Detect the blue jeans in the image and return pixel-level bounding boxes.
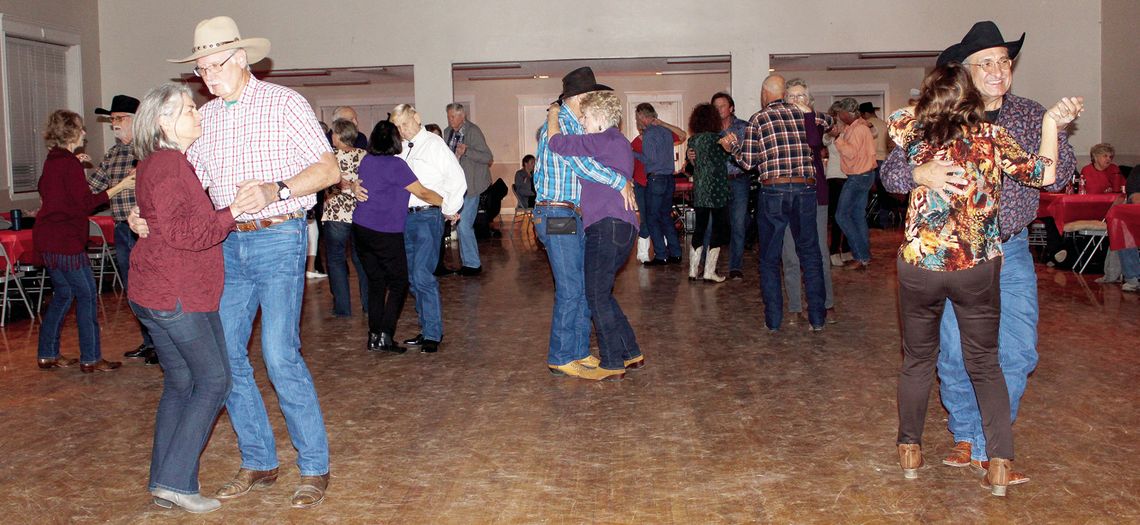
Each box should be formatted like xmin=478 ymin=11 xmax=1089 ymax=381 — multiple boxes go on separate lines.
xmin=756 ymin=184 xmax=826 ymax=329
xmin=835 ymin=171 xmax=874 ymax=262
xmin=584 ymin=218 xmax=641 ymax=370
xmin=728 ymin=177 xmax=753 ymax=272
xmin=323 ymin=220 xmax=368 ymax=316
xmin=782 ymin=204 xmax=834 ymax=311
xmin=937 ymin=230 xmax=1038 ymax=461
xmin=646 ymin=174 xmax=681 ymax=259
xmin=633 ymin=183 xmax=649 ymax=238
xmin=131 ymin=301 xmax=231 ymax=494
xmin=533 ymin=205 xmax=590 ymax=366
xmin=1119 ymin=247 xmax=1140 ymax=280
xmin=114 ymin=221 xmax=154 ymax=347
xmin=38 ymin=262 xmax=101 ymax=363
xmin=405 ymin=208 xmax=445 ymax=342
xmin=220 ymin=218 xmax=329 ymax=476
xmin=457 ymin=194 xmax=482 ymax=269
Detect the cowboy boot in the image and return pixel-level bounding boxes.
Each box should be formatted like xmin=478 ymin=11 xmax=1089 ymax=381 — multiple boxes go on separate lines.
xmin=980 ymin=458 xmax=1013 ymax=497
xmin=898 ymin=443 xmax=923 ymax=479
xmin=688 ymin=247 xmax=702 ymax=280
xmin=636 ymin=237 xmax=651 ymax=263
xmin=703 ymin=247 xmax=725 ymax=283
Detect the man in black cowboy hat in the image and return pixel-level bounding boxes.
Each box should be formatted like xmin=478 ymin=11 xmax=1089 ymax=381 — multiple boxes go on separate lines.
xmin=533 ymin=66 xmax=637 ymax=380
xmin=881 ymin=20 xmax=1080 ymax=484
xmin=89 ymin=95 xmax=156 ymax=365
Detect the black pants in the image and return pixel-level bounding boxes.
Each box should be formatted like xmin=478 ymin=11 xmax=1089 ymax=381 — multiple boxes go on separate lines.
xmin=353 ymin=225 xmax=409 ymax=337
xmin=691 ymin=206 xmax=730 ymax=250
xmin=895 ymin=257 xmax=1013 ymax=460
xmin=827 ymin=178 xmax=849 ymax=254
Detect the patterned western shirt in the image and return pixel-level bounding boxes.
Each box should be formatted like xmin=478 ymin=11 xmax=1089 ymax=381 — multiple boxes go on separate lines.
xmin=86 ymin=141 xmax=137 ymax=221
xmin=881 ymin=92 xmax=1075 ymax=237
xmin=730 ymin=100 xmax=833 ymax=182
xmin=721 ymin=116 xmax=751 ymax=179
xmin=186 ymin=76 xmax=331 ymax=220
xmin=534 ymin=104 xmax=627 ymax=205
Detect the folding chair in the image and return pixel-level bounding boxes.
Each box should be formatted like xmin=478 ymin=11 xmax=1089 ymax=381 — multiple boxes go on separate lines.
xmin=1064 ymin=219 xmax=1108 ymax=274
xmin=87 ymin=219 xmax=121 ymax=291
xmin=0 ymin=243 xmax=35 ymax=326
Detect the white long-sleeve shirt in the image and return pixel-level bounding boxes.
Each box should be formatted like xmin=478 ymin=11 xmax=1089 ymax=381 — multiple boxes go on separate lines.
xmin=399 ymin=127 xmax=467 ymax=215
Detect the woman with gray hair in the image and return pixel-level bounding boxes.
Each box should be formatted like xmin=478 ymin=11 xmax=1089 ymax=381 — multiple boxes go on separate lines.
xmin=129 ymin=82 xmax=257 ymax=513
xmin=322 ymin=119 xmax=369 ymax=317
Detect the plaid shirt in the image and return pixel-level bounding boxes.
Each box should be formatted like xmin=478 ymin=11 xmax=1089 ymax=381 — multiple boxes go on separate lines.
xmin=86 ymin=141 xmax=136 ymax=221
xmin=731 ymin=99 xmax=833 ymax=181
xmin=187 ymin=76 xmax=331 ymax=220
xmin=534 ymin=104 xmax=627 ymax=205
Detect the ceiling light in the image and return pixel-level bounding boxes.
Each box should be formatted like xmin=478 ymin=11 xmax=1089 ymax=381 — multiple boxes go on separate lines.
xmin=657 ymin=69 xmax=730 ymax=76
xmin=826 ymin=65 xmax=897 ymax=71
xmin=537 ymin=75 xmax=550 ymax=79
xmin=301 ymin=80 xmax=371 ymax=87
xmin=770 ymin=54 xmax=812 ymax=60
xmin=346 ymin=67 xmax=388 ymax=74
xmin=261 ymin=69 xmax=330 ymax=77
xmin=467 ymin=74 xmax=538 ymax=81
xmin=454 ymin=62 xmax=522 ymax=71
xmin=666 ymin=56 xmax=730 ymax=65
xmin=858 ymin=51 xmax=939 ymax=59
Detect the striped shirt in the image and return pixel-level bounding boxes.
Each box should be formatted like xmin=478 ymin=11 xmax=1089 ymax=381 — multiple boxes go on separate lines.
xmin=186 ymin=76 xmax=331 ymax=220
xmin=731 ymin=100 xmax=833 ymax=182
xmin=534 ymin=104 xmax=627 ymax=205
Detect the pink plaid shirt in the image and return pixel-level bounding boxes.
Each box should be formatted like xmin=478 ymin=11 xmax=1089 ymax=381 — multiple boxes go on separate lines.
xmin=187 ymin=76 xmax=331 ymax=220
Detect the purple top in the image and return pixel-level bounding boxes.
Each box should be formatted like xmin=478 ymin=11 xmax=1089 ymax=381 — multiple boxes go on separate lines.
xmin=353 ymin=155 xmax=418 ymax=233
xmin=548 ymin=127 xmax=638 ymax=228
xmin=803 ymin=111 xmax=828 ymax=206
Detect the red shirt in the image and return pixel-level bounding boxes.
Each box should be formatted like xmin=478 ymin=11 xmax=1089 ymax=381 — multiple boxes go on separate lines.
xmin=128 ymin=149 xmax=236 ymax=312
xmin=33 ymin=147 xmax=109 ymax=256
xmin=630 ymin=131 xmax=681 ymax=186
xmin=1080 ymin=163 xmax=1125 ymax=194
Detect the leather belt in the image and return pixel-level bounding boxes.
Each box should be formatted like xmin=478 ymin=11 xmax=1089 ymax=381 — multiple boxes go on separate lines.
xmin=762 ymin=177 xmax=816 ymax=186
xmin=535 ymin=200 xmax=582 ymax=214
xmin=233 ymin=210 xmax=305 ymax=232
xmin=408 ymin=205 xmax=440 ymax=213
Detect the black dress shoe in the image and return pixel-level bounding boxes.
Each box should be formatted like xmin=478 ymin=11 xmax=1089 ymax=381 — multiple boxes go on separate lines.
xmin=403 ymin=334 xmax=425 ymax=346
xmin=377 ymin=333 xmax=406 ymax=354
xmin=729 ymin=270 xmax=745 ymax=280
xmin=433 ymin=266 xmax=456 ymax=277
xmin=643 ymin=259 xmax=668 ymax=267
xmin=367 ymin=332 xmax=382 ymax=351
xmin=144 ymin=348 xmax=160 ymax=366
xmin=124 ymin=343 xmax=153 ymax=359
xmin=457 ymin=266 xmax=483 ymax=276
xmin=420 ymin=339 xmax=440 ymax=353
xmin=666 ymin=256 xmax=683 ymax=265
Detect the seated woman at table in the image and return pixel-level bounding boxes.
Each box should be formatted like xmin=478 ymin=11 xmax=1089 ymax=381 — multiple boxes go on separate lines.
xmin=128 ymin=83 xmax=259 ymax=513
xmin=1080 ymin=143 xmax=1125 ymax=194
xmin=888 ymin=63 xmax=1079 ymax=496
xmin=35 ymin=110 xmax=135 ymax=372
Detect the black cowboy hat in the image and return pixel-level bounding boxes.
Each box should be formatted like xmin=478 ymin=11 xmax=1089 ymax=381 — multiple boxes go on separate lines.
xmin=558 ymin=66 xmax=612 ymax=102
xmin=95 ymin=95 xmax=140 ymax=115
xmin=937 ymin=21 xmax=1024 ymax=67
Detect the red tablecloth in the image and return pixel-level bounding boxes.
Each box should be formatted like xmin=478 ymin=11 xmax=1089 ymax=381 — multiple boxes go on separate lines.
xmin=1107 ymin=204 xmax=1140 ymax=251
xmin=89 ymin=215 xmax=116 ymax=245
xmin=0 ymin=229 xmax=36 ymax=269
xmin=1036 ymin=193 xmax=1119 ymax=233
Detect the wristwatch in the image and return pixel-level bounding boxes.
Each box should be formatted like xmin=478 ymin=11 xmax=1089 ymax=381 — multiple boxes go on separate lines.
xmin=276 ymin=181 xmax=291 ymax=201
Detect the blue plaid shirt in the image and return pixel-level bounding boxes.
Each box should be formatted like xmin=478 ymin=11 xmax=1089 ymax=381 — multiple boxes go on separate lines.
xmin=534 ymin=105 xmax=627 ymax=205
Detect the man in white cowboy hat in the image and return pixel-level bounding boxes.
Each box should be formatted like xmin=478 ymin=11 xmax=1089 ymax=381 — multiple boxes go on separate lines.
xmin=163 ymin=15 xmax=339 ymax=508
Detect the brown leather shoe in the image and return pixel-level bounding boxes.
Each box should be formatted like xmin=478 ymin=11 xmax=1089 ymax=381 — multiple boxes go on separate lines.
xmin=971 ymin=459 xmax=1029 ymax=485
xmin=79 ymin=359 xmax=122 ymax=373
xmin=980 ymin=458 xmax=1013 ymax=496
xmin=943 ymin=441 xmax=972 ymax=467
xmin=898 ymin=443 xmax=923 ymax=479
xmin=214 ymin=467 xmax=279 ymax=499
xmin=842 ymin=260 xmax=869 ymax=271
xmin=624 ymin=355 xmax=646 ymax=370
xmin=38 ymin=356 xmax=79 ymax=369
xmin=291 ymin=473 xmax=329 ymax=508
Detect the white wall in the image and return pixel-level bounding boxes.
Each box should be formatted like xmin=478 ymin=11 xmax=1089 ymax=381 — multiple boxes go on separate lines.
xmin=1101 ymin=0 xmax=1140 ymax=165
xmin=96 ymin=0 xmax=1105 ymax=159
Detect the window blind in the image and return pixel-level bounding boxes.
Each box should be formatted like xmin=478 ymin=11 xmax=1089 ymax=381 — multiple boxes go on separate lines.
xmin=6 ymin=36 xmax=68 ymax=194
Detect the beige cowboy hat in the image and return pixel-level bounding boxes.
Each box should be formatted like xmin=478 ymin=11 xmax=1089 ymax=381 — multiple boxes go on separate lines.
xmin=167 ymin=16 xmax=270 ymax=64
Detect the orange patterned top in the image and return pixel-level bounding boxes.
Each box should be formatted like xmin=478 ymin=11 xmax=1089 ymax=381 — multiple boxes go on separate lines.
xmin=888 ymin=109 xmax=1052 ymax=271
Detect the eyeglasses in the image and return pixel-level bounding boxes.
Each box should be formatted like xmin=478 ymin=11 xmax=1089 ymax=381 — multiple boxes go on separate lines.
xmin=963 ymin=57 xmax=1013 ymax=73
xmin=193 ymin=51 xmax=238 ymax=77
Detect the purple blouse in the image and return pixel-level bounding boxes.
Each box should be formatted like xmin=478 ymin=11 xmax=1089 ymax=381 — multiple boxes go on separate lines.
xmin=353 ymin=155 xmax=418 ymax=233
xmin=548 ymin=128 xmax=638 ymax=228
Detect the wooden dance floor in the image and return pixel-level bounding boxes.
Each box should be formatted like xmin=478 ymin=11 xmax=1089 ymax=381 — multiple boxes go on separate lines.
xmin=1 ymin=228 xmax=1137 ymax=523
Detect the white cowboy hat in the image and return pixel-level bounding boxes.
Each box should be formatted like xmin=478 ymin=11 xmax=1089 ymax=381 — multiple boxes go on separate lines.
xmin=167 ymin=16 xmax=270 ymax=64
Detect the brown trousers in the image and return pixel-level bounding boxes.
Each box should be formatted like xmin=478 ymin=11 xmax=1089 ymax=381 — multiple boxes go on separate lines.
xmin=895 ymin=257 xmax=1014 ymax=460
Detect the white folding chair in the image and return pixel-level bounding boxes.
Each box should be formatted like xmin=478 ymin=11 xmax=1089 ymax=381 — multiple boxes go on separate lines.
xmin=87 ymin=219 xmax=121 ymax=291
xmin=0 ymin=243 xmax=35 ymax=326
xmin=1064 ymin=219 xmax=1108 ymax=274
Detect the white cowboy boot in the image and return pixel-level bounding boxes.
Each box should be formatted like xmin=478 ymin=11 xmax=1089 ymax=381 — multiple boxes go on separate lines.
xmin=636 ymin=237 xmax=650 ymax=263
xmin=703 ymin=247 xmax=726 ymax=282
xmin=689 ymin=247 xmax=702 ymax=280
